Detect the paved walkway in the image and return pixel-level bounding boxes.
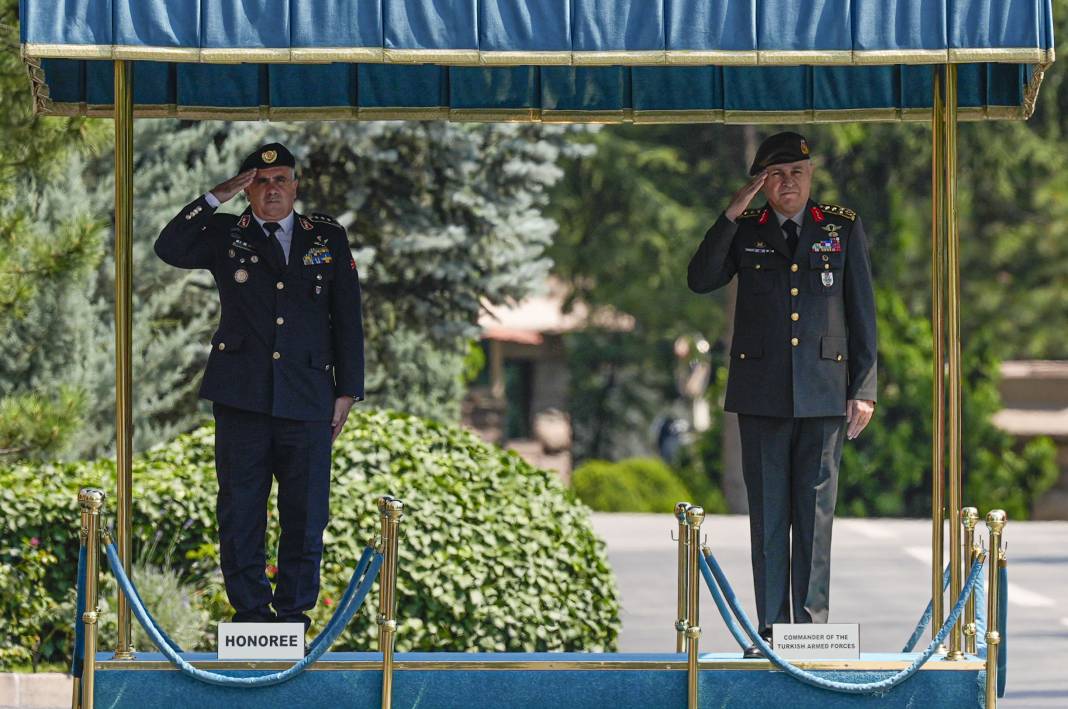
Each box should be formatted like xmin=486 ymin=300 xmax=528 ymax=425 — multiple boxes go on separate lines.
xmin=591 ymin=513 xmax=1068 ymax=709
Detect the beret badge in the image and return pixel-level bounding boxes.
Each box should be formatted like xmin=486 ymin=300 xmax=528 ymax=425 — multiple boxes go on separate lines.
xmin=261 ymin=149 xmax=278 ymax=164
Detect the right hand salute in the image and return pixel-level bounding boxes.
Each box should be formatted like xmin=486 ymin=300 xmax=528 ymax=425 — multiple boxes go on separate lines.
xmin=725 ymin=171 xmax=767 ymax=222
xmin=210 ymin=169 xmax=256 ymax=203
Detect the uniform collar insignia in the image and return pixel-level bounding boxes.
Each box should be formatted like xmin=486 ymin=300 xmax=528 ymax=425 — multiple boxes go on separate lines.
xmin=299 ymin=216 xmax=314 ymax=231
xmin=237 ymin=213 xmax=250 ymax=229
xmin=810 ymin=205 xmax=825 ymax=223
xmin=758 ymin=208 xmax=770 ymax=225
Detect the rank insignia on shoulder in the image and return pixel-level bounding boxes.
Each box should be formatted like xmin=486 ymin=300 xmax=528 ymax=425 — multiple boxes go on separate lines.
xmin=738 ymin=208 xmax=763 ymax=220
xmin=299 ymin=217 xmax=314 ymax=231
xmin=311 ymin=213 xmax=341 ymax=227
xmin=238 ymin=214 xmax=251 ymax=229
xmin=818 ymin=203 xmax=857 ymax=221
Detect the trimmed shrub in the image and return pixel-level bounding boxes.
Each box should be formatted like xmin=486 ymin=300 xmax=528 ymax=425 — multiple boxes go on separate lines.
xmin=0 ymin=409 xmax=620 ymax=667
xmin=571 ymin=458 xmax=693 ymax=513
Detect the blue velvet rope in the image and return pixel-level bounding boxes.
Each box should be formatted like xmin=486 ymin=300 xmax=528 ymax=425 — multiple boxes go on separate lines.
xmin=71 ymin=544 xmax=86 ymax=679
xmin=998 ymin=562 xmax=1008 ymax=698
xmin=700 ymin=550 xmax=986 ymax=695
xmin=104 ymin=541 xmax=382 ymax=688
xmin=306 ymin=546 xmax=373 ymax=656
xmin=901 ymin=563 xmax=951 ymax=653
xmin=695 ymin=549 xmax=753 ymax=651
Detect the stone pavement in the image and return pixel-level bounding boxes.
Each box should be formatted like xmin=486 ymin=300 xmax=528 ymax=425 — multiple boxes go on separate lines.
xmin=591 ymin=512 xmax=1068 ymax=709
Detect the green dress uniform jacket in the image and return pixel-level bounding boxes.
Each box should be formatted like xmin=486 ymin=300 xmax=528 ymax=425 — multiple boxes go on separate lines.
xmin=687 ymin=200 xmax=877 ymax=416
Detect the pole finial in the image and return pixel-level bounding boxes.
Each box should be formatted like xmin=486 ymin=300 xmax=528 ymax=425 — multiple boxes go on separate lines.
xmin=78 ymin=488 xmax=106 ymax=511
xmin=985 ymin=509 xmax=1007 ymax=533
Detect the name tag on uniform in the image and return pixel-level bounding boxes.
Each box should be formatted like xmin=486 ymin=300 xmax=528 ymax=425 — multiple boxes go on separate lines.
xmin=218 ymin=623 xmax=304 ymax=660
xmin=744 ymin=247 xmax=775 ymax=254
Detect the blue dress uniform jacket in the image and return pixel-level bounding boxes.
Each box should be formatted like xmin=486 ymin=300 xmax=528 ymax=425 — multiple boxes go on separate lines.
xmin=687 ymin=200 xmax=877 ymax=417
xmin=155 ymin=196 xmax=365 ymax=422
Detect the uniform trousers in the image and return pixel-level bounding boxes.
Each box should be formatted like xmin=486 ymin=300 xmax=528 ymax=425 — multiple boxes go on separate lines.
xmin=737 ymin=414 xmax=846 ymax=634
xmin=213 ymin=402 xmax=332 ymax=625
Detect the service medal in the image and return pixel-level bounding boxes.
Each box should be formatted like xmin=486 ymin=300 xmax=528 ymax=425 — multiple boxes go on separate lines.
xmin=822 ymin=272 xmax=834 ymax=287
xmin=234 ymin=269 xmax=249 ymax=284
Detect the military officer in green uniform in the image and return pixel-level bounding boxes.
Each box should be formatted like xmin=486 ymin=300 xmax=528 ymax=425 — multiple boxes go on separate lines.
xmin=155 ymin=143 xmax=364 ymax=630
xmin=687 ymin=132 xmax=877 ymax=658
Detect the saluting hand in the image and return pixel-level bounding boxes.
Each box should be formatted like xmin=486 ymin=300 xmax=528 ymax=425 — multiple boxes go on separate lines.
xmin=210 ymin=169 xmax=257 ymax=203
xmin=725 ymin=171 xmax=768 ymax=222
xmin=846 ymin=399 xmax=875 ymax=440
xmin=331 ymin=396 xmax=356 ymax=444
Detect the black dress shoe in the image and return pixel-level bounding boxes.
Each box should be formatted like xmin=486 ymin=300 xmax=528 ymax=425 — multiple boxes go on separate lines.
xmin=743 ymin=644 xmax=764 ymax=659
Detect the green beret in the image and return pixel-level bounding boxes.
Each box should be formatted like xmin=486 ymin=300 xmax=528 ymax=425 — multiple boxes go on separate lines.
xmin=749 ymin=132 xmax=811 ymax=176
xmin=240 ymin=142 xmax=296 ymax=173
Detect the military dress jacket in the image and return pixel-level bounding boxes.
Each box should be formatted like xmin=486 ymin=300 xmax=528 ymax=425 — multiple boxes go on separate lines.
xmin=687 ymin=200 xmax=877 ymax=418
xmin=155 ymin=196 xmax=365 ymax=422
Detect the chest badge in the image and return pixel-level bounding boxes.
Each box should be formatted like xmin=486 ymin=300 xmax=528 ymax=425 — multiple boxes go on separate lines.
xmin=234 ymin=269 xmax=249 ymax=284
xmin=821 ymin=272 xmax=834 ymax=287
xmin=302 ymin=246 xmax=333 ymax=266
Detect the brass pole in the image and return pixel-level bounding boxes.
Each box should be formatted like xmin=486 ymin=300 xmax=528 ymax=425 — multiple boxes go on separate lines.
xmin=112 ymin=59 xmax=135 ymax=661
xmin=961 ymin=507 xmax=980 ymax=654
xmin=378 ymin=496 xmax=404 ymax=709
xmin=78 ymin=489 xmax=105 ymax=709
xmin=685 ymin=506 xmax=704 ymax=709
xmin=674 ymin=502 xmax=691 ymax=653
xmin=930 ymin=66 xmax=948 ymax=646
xmin=985 ymin=510 xmax=1006 ymax=708
xmin=944 ymin=62 xmax=965 ymax=662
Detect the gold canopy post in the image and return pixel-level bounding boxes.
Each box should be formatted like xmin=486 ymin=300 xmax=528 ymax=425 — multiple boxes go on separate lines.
xmin=944 ymin=62 xmax=965 ymax=661
xmin=930 ymin=67 xmax=948 ymax=646
xmin=112 ymin=60 xmax=135 ymax=660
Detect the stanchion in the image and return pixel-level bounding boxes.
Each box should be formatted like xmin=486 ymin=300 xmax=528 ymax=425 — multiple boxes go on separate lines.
xmin=961 ymin=507 xmax=980 ymax=654
xmin=685 ymin=506 xmax=704 ymax=709
xmin=77 ymin=489 xmax=105 ymax=709
xmin=674 ymin=502 xmax=691 ymax=653
xmin=985 ymin=510 xmax=1006 ymax=708
xmin=377 ymin=496 xmax=404 ymax=709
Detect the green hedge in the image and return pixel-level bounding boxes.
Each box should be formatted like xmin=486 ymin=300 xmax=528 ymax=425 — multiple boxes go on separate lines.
xmin=571 ymin=457 xmax=694 ymax=513
xmin=0 ymin=409 xmax=620 ymax=668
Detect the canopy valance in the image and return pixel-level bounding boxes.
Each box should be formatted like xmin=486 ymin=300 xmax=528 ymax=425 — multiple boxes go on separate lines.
xmin=19 ymin=0 xmax=1055 ymax=122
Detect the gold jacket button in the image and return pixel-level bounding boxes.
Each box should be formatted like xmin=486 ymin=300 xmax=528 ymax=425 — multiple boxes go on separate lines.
xmin=272 ymin=352 xmax=281 ymax=360
xmin=824 ymin=263 xmax=831 ymax=270
xmin=836 ymin=354 xmax=844 ymax=362
xmin=217 ymin=343 xmax=225 ymax=351
xmin=739 ymin=353 xmax=747 ymax=360
xmin=791 ymin=313 xmax=799 ymax=321
xmin=276 ymin=281 xmax=284 ymax=290
xmin=790 ymin=287 xmax=799 ymax=296
xmin=276 ymin=317 xmax=284 ymax=325
xmin=791 ymin=337 xmax=799 ymax=347
xmin=790 ymin=264 xmax=799 ymax=273
xmin=754 ymin=264 xmax=761 ymax=270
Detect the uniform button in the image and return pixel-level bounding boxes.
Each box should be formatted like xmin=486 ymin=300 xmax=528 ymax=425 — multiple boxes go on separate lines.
xmin=824 ymin=264 xmax=831 ymax=270
xmin=822 ymin=254 xmax=829 ymax=262
xmin=272 ymin=352 xmax=281 ymax=360
xmin=836 ymin=354 xmax=844 ymax=362
xmin=791 ymin=313 xmax=799 ymax=321
xmin=276 ymin=281 xmax=284 ymax=290
xmin=791 ymin=337 xmax=799 ymax=347
xmin=790 ymin=287 xmax=799 ymax=296
xmin=217 ymin=343 xmax=226 ymax=351
xmin=276 ymin=317 xmax=285 ymax=326
xmin=754 ymin=264 xmax=761 ymax=270
xmin=791 ymin=264 xmax=799 ymax=273
xmin=739 ymin=353 xmax=747 ymax=360
xmin=316 ymin=273 xmax=323 ymax=281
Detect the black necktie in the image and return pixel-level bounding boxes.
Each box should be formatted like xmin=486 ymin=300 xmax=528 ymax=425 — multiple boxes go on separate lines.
xmin=782 ymin=219 xmax=799 ymax=256
xmin=263 ymin=221 xmax=285 ymax=265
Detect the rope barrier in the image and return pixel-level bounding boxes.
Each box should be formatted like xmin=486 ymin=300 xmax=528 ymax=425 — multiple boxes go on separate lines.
xmin=695 ymin=548 xmax=754 ymax=651
xmin=71 ymin=544 xmax=86 ymax=679
xmin=998 ymin=562 xmax=1008 ymax=698
xmin=103 ymin=541 xmax=382 ymax=688
xmin=700 ymin=549 xmax=986 ymax=695
xmin=901 ymin=563 xmax=951 ymax=653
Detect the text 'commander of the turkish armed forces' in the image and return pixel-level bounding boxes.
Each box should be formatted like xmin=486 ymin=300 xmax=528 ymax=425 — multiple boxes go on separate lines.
xmin=687 ymin=132 xmax=877 ymax=658
xmin=155 ymin=143 xmax=365 ymax=630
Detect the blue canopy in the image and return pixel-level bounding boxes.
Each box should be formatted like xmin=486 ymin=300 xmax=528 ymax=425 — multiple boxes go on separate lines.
xmin=20 ymin=0 xmax=1055 ymax=122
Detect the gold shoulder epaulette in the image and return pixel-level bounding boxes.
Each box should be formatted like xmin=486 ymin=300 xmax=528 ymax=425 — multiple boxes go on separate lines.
xmin=738 ymin=208 xmax=763 ymax=220
xmin=818 ymin=203 xmax=857 ymax=222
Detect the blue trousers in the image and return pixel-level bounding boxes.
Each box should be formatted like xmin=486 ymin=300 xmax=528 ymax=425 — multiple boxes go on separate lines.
xmin=213 ymin=403 xmax=332 ymax=625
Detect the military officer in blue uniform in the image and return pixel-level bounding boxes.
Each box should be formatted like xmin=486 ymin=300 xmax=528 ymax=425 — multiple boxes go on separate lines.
xmin=155 ymin=143 xmax=364 ymax=629
xmin=687 ymin=132 xmax=877 ymax=658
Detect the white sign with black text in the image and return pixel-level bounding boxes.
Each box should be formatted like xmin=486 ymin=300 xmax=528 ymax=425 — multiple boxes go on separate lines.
xmin=773 ymin=623 xmax=860 ymax=660
xmin=218 ymin=623 xmax=305 ymax=660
